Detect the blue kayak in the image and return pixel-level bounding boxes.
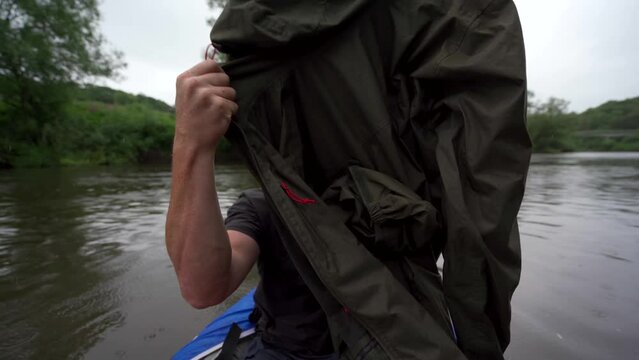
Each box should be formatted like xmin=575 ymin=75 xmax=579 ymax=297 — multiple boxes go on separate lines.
xmin=173 ymin=289 xmax=257 ymax=360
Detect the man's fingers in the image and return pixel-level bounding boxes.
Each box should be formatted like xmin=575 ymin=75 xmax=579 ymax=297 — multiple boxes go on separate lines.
xmin=186 ymin=59 xmax=222 ymax=77
xmin=212 ymin=95 xmax=239 ymax=117
xmin=197 ymin=72 xmax=231 ymax=88
xmin=208 ymin=86 xmax=236 ymax=101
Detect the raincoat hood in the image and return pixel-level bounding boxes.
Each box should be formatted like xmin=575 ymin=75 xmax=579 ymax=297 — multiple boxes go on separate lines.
xmin=211 ymin=0 xmax=371 ymax=52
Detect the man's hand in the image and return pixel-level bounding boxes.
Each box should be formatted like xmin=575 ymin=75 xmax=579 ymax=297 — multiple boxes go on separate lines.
xmin=174 ymin=59 xmax=238 ymax=153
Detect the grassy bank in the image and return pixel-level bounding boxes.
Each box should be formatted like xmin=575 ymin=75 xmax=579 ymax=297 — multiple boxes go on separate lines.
xmin=58 ymin=87 xmax=176 ymax=166
xmin=528 ymin=97 xmax=639 ymax=153
xmin=0 ymin=86 xmax=238 ymax=168
xmin=0 ymin=86 xmax=178 ymax=167
xmin=2 ymin=85 xmax=638 ymax=168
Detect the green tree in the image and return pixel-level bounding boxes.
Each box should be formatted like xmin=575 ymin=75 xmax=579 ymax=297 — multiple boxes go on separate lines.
xmin=0 ymin=0 xmax=124 ymax=167
xmin=527 ymin=114 xmax=575 ymax=153
xmin=526 ymin=90 xmax=538 ymax=115
xmin=534 ymin=96 xmax=570 ymax=117
xmin=527 ymin=95 xmax=575 ymax=153
xmin=577 ymin=97 xmax=639 ymax=130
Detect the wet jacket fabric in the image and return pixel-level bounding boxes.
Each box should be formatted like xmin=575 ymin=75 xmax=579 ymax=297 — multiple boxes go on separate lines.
xmin=210 ymin=1 xmax=531 ymax=359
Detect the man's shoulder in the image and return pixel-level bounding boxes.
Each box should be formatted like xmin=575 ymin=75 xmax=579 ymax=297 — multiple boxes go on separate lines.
xmin=226 ymin=189 xmax=270 ymax=242
xmin=240 ymin=188 xmax=265 ymax=202
xmin=236 ymin=188 xmax=269 ymax=216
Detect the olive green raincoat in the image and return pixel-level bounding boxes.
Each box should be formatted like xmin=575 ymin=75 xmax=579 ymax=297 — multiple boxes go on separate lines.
xmin=211 ymin=1 xmax=531 ymax=359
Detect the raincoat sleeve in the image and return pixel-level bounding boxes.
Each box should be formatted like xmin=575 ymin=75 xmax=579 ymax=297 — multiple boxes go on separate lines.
xmin=403 ymin=0 xmax=531 ymax=357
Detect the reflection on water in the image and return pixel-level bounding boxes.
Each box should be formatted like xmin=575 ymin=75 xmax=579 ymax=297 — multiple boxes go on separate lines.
xmin=507 ymin=153 xmax=639 ymax=360
xmin=0 ymin=165 xmax=257 ymax=359
xmin=0 ymin=168 xmax=126 ymax=360
xmin=0 ymin=154 xmax=637 ymax=359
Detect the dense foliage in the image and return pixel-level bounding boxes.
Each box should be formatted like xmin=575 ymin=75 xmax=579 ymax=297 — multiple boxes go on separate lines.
xmin=59 ymin=86 xmax=177 ymax=166
xmin=527 ymin=95 xmax=639 ymax=153
xmin=0 ymin=84 xmax=242 ymax=167
xmin=1 ymin=86 xmax=175 ymax=167
xmin=0 ymin=0 xmax=124 ymax=167
xmin=576 ymin=97 xmax=639 ymax=131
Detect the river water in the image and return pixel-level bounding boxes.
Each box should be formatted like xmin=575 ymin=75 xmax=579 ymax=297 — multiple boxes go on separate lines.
xmin=0 ymin=153 xmax=637 ymax=359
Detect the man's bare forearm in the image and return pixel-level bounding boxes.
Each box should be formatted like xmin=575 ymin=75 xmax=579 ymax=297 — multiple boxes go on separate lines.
xmin=165 ymin=59 xmax=238 ymax=309
xmin=166 ymin=139 xmax=230 ymax=308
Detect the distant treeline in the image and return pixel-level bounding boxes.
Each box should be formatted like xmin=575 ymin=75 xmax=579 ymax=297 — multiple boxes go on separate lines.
xmin=1 ymin=85 xmax=638 ymax=168
xmin=1 ymin=85 xmax=169 ymax=167
xmin=1 ymin=0 xmax=126 ymax=168
xmin=2 ymin=0 xmax=636 ymax=168
xmin=0 ymin=1 xmax=238 ymax=168
xmin=528 ymin=95 xmax=639 ymax=153
xmin=0 ymin=85 xmax=236 ymax=168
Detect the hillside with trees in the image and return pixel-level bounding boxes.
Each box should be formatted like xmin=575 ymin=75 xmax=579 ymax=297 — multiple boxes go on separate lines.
xmin=49 ymin=85 xmax=176 ymax=166
xmin=527 ymin=94 xmax=639 ymax=153
xmin=0 ymin=83 xmax=177 ymax=167
xmin=0 ymin=0 xmax=124 ymax=167
xmin=0 ymin=83 xmax=237 ymax=168
xmin=1 ymin=0 xmax=636 ymax=167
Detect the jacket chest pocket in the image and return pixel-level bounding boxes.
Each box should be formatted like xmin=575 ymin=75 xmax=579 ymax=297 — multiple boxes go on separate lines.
xmin=323 ymin=165 xmax=440 ymax=255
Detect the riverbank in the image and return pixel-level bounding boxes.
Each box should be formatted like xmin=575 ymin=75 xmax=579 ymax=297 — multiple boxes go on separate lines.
xmin=528 ymin=96 xmax=639 ymax=153
xmin=2 ymin=86 xmax=638 ymax=168
xmin=0 ymin=86 xmax=238 ymax=169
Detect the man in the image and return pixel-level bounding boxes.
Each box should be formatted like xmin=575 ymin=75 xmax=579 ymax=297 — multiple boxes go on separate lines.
xmin=168 ymin=0 xmax=530 ymax=358
xmin=165 ymin=59 xmax=336 ymax=359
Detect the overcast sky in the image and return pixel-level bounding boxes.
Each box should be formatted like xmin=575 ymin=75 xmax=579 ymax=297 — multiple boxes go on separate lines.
xmin=100 ymin=0 xmax=639 ymax=113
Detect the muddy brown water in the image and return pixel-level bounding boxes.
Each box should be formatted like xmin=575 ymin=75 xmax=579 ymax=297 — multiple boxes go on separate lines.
xmin=0 ymin=153 xmax=637 ymax=359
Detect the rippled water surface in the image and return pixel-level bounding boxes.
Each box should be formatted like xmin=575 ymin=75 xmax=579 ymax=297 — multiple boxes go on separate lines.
xmin=0 ymin=153 xmax=637 ymax=359
xmin=0 ymin=165 xmax=258 ymax=359
xmin=507 ymin=153 xmax=639 ymax=359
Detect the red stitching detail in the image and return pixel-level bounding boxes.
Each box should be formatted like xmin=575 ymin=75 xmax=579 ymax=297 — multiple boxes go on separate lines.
xmin=281 ymin=182 xmax=317 ymax=205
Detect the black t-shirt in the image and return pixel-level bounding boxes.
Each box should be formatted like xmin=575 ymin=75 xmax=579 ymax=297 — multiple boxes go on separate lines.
xmin=224 ymin=189 xmax=334 ymax=356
